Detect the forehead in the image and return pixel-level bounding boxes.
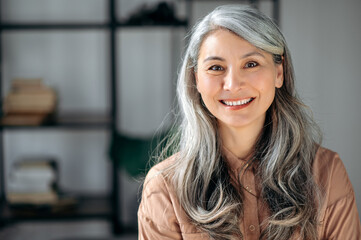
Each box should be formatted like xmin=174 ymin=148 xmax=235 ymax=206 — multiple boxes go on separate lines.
xmin=198 ymin=29 xmax=261 ymax=59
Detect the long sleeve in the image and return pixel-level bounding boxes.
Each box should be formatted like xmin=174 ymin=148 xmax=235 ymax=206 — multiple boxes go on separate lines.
xmin=322 ymin=190 xmax=361 ymax=239
xmin=314 ymin=148 xmax=361 ymax=239
xmin=138 ymin=214 xmax=183 ymax=240
xmin=138 ymin=166 xmax=183 ymax=240
xmin=137 ymin=158 xmax=210 ymax=240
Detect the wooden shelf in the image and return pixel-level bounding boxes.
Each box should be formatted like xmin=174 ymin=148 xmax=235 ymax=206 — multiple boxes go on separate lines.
xmin=0 ymin=195 xmax=112 ymax=222
xmin=0 ymin=113 xmax=112 ymax=130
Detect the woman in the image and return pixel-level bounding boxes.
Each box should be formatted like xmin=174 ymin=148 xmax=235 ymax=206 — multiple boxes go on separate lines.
xmin=138 ymin=5 xmax=361 ymax=240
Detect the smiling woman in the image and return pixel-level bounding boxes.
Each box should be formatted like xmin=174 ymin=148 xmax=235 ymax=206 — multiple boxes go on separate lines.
xmin=138 ymin=5 xmax=361 ymax=240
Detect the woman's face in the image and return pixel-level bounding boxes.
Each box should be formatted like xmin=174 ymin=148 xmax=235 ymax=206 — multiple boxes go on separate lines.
xmin=195 ymin=29 xmax=283 ymax=131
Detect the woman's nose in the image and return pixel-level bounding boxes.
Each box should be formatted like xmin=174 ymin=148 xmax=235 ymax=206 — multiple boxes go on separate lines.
xmin=223 ymin=68 xmax=245 ymax=91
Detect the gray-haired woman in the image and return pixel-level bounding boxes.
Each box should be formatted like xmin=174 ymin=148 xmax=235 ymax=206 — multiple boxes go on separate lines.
xmin=138 ymin=5 xmax=361 ymax=240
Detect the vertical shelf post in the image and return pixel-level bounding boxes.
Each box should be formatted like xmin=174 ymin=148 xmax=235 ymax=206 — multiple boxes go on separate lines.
xmin=273 ymin=0 xmax=280 ymax=27
xmin=0 ymin=0 xmax=6 ymax=210
xmin=109 ymin=0 xmax=122 ymax=235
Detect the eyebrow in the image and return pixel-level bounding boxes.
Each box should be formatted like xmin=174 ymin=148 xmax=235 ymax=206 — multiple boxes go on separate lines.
xmin=203 ymin=56 xmax=225 ymax=63
xmin=202 ymin=51 xmax=266 ymax=63
xmin=241 ymin=51 xmax=266 ymax=59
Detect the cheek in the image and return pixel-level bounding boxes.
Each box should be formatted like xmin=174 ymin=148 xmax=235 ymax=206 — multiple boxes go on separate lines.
xmin=196 ymin=73 xmax=221 ymax=96
xmin=249 ymin=71 xmax=277 ymax=93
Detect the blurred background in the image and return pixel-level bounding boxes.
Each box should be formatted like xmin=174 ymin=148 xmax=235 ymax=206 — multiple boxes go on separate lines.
xmin=0 ymin=0 xmax=360 ymax=239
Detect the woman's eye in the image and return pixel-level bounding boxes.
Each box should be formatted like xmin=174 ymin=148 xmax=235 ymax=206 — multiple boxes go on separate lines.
xmin=208 ymin=65 xmax=224 ymax=71
xmin=245 ymin=61 xmax=258 ymax=68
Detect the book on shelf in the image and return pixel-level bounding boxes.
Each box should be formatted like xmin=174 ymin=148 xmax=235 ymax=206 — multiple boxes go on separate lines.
xmin=1 ymin=78 xmax=57 ymax=126
xmin=11 ymin=160 xmax=56 ymax=180
xmin=3 ymin=91 xmax=56 ymax=113
xmin=6 ymin=157 xmax=59 ymax=205
xmin=7 ymin=191 xmax=59 ymax=205
xmin=12 ymin=78 xmax=53 ymax=94
xmin=11 ymin=78 xmax=43 ymax=90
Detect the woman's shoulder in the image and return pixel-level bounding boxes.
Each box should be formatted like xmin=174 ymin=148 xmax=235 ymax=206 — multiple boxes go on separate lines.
xmin=139 ymin=154 xmax=203 ymax=235
xmin=144 ymin=154 xmax=177 ymax=179
xmin=313 ymin=146 xmax=340 ymax=172
xmin=142 ymin=154 xmax=178 ymax=197
xmin=313 ymin=146 xmax=346 ymax=177
xmin=313 ymin=146 xmax=354 ymax=206
xmin=138 ymin=154 xmax=184 ymax=234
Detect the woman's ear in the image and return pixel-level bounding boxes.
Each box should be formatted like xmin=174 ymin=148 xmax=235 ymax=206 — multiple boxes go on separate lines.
xmin=275 ymin=63 xmax=284 ymax=88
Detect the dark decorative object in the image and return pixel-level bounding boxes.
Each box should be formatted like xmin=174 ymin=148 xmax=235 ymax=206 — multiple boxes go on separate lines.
xmin=124 ymin=1 xmax=186 ymax=26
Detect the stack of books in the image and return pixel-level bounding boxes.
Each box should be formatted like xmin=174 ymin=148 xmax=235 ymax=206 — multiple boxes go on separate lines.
xmin=1 ymin=78 xmax=57 ymax=126
xmin=7 ymin=158 xmax=59 ymax=206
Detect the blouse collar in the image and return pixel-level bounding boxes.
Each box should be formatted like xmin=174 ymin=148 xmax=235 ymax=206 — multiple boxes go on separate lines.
xmin=222 ymin=146 xmax=255 ymax=173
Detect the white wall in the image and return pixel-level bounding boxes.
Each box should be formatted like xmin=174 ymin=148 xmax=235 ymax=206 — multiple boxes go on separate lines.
xmin=281 ymin=0 xmax=361 ymax=216
xmin=117 ymin=28 xmax=184 ymax=137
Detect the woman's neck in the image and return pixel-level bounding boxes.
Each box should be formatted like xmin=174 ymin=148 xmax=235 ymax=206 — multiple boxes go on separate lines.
xmin=218 ymin=119 xmax=265 ymax=159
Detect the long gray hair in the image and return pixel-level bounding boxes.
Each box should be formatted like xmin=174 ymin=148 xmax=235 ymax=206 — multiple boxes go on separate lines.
xmin=159 ymin=5 xmax=322 ymax=240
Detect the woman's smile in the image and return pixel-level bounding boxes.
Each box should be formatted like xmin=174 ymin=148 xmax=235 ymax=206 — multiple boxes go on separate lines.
xmin=220 ymin=97 xmax=255 ymax=110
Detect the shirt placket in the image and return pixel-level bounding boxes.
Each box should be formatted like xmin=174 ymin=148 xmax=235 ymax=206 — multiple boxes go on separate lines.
xmin=240 ymin=168 xmax=260 ymax=240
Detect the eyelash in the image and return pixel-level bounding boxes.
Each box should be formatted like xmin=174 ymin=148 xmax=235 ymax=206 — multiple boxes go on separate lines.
xmin=208 ymin=65 xmax=224 ymax=71
xmin=207 ymin=61 xmax=259 ymax=71
xmin=245 ymin=61 xmax=258 ymax=68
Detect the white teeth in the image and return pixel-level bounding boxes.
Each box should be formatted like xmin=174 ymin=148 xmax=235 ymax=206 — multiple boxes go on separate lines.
xmin=223 ymin=98 xmax=252 ymax=106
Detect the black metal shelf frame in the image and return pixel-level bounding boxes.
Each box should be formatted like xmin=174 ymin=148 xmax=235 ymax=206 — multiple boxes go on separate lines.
xmin=0 ymin=22 xmax=189 ymax=31
xmin=0 ymin=0 xmax=191 ymax=235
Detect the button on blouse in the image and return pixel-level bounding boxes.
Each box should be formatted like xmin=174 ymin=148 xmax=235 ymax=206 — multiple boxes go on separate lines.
xmin=222 ymin=147 xmax=263 ymax=240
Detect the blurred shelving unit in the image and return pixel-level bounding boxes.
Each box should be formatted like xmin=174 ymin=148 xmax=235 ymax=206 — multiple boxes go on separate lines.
xmin=0 ymin=0 xmax=191 ymax=235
